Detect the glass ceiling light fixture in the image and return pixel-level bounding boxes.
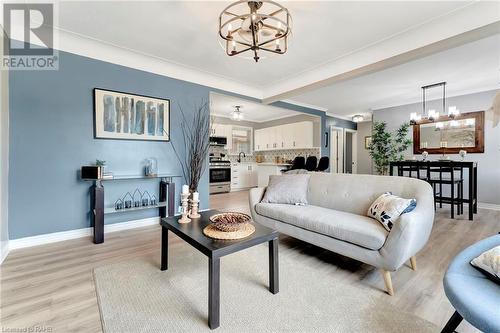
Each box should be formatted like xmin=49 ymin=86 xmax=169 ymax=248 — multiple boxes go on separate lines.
xmin=410 ymin=82 xmax=460 ymax=125
xmin=218 ymin=1 xmax=292 ymax=62
xmin=352 ymin=115 xmax=364 ymax=123
xmin=232 ymin=105 xmax=243 ymax=121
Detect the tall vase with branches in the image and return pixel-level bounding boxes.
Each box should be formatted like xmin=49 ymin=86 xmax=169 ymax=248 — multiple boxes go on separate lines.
xmin=169 ymin=99 xmax=212 ymax=193
xmin=368 ymin=121 xmax=412 ymax=175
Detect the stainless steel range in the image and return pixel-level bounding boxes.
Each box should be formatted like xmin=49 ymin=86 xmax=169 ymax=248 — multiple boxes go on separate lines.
xmin=209 ymin=158 xmax=231 ymax=194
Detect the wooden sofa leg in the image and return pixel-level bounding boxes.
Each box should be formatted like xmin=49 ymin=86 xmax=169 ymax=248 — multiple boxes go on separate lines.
xmin=381 ymin=270 xmax=394 ymax=296
xmin=410 ymin=256 xmax=417 ymax=271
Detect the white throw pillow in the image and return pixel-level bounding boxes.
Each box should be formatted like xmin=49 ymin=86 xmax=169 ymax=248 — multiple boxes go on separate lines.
xmin=261 ymin=174 xmax=310 ymax=205
xmin=470 ymin=245 xmax=500 ymax=283
xmin=367 ymin=192 xmax=417 ymax=231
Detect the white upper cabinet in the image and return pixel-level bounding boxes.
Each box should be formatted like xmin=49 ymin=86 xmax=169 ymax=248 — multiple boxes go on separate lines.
xmin=254 ymin=121 xmax=314 ymax=151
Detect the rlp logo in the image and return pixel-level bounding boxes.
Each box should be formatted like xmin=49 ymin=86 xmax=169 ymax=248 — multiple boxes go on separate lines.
xmin=3 ymin=3 xmax=54 ymax=56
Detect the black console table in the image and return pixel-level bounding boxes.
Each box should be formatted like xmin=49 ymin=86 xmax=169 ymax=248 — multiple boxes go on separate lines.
xmin=85 ymin=174 xmax=181 ymax=244
xmin=389 ymin=161 xmax=477 ymax=221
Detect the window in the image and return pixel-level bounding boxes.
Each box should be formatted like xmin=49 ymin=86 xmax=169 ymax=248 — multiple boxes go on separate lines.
xmin=231 ymin=126 xmax=253 ymax=155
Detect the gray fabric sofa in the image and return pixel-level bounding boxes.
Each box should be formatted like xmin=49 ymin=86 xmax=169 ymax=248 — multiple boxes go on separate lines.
xmin=249 ymin=172 xmax=435 ymax=295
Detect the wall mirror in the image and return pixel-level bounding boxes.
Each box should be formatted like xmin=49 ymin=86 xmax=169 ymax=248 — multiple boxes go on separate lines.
xmin=413 ymin=111 xmax=484 ymax=154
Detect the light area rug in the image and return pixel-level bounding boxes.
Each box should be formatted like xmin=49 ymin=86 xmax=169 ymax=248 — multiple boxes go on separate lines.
xmin=93 ymin=242 xmax=438 ymax=333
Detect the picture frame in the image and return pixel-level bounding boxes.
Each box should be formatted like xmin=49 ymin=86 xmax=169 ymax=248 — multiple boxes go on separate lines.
xmin=364 ymin=136 xmax=372 ymax=149
xmin=93 ymin=88 xmax=170 ymax=141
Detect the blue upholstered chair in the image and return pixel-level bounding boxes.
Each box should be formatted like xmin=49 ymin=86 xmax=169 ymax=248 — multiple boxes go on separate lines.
xmin=442 ymin=234 xmax=500 ymax=333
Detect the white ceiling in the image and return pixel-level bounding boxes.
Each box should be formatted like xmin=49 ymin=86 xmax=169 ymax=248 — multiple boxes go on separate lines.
xmin=210 ymin=93 xmax=301 ymax=123
xmin=53 ymin=1 xmax=500 ymax=118
xmin=58 ymin=1 xmax=476 ymax=86
xmin=291 ymin=34 xmax=500 ymax=120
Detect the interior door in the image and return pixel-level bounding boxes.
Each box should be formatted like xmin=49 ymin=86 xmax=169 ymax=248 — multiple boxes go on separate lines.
xmin=330 ymin=128 xmax=344 ymax=173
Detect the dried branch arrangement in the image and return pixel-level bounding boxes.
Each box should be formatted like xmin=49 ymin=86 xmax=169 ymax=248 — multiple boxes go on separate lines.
xmin=169 ymin=99 xmax=212 ymax=192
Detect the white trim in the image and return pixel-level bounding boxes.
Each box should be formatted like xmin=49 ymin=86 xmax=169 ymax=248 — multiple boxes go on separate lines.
xmin=211 ymin=112 xmax=306 ymax=124
xmin=0 ymin=241 xmax=8 ymax=265
xmin=280 ymin=99 xmax=328 ymax=112
xmin=325 ymin=113 xmax=352 ymax=121
xmin=478 ymin=203 xmax=500 ymax=211
xmin=54 ymin=28 xmax=262 ymax=99
xmin=9 ymin=217 xmax=160 ymax=250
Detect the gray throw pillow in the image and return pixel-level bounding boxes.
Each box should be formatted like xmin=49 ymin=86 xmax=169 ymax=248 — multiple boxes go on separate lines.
xmin=261 ymin=174 xmax=310 ymax=205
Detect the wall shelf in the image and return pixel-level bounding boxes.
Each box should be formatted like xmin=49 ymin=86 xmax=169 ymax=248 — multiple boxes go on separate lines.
xmin=104 ymin=201 xmax=168 ymax=215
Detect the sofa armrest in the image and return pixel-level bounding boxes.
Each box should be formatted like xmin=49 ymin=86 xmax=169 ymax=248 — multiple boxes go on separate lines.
xmin=379 ymin=182 xmax=435 ymax=271
xmin=249 ymin=187 xmax=266 ymax=220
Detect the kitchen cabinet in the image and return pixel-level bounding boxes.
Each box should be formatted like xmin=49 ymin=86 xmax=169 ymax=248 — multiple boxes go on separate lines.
xmin=211 ymin=123 xmax=232 ymax=151
xmin=254 ymin=121 xmax=314 ymax=151
xmin=231 ymin=163 xmax=258 ymax=190
xmin=257 ymin=165 xmax=285 ymax=187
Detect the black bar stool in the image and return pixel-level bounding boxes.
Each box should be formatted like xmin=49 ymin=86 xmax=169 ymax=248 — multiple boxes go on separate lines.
xmin=428 ymin=163 xmax=464 ymax=218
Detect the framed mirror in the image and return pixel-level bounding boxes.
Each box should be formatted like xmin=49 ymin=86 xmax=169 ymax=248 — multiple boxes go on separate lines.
xmin=413 ymin=111 xmax=484 ymax=154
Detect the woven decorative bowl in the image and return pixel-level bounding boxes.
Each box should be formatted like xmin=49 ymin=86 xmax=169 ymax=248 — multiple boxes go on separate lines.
xmin=209 ymin=212 xmax=251 ymax=232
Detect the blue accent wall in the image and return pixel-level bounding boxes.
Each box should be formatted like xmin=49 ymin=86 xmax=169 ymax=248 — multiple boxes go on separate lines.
xmin=8 ymin=49 xmax=340 ymax=240
xmin=326 ymin=116 xmax=357 ymax=131
xmin=9 ymin=50 xmax=212 ymax=239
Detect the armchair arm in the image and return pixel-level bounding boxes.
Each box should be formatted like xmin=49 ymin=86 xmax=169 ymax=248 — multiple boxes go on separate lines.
xmin=379 ymin=182 xmax=435 ymax=271
xmin=249 ymin=187 xmax=266 ymax=220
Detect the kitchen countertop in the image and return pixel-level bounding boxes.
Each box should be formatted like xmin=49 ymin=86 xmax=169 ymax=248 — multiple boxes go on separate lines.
xmin=256 ymin=163 xmax=292 ymax=166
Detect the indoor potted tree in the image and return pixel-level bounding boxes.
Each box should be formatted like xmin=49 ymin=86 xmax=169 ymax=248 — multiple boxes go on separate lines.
xmin=368 ymin=122 xmax=412 ymax=175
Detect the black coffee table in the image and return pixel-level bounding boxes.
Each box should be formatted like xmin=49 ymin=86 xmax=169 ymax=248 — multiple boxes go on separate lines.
xmin=160 ymin=210 xmax=279 ymax=329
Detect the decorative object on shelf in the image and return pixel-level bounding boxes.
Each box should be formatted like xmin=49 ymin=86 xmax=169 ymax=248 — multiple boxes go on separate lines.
xmin=368 ymin=122 xmax=412 ymax=175
xmin=94 ymin=88 xmax=170 ymax=141
xmin=170 ymin=100 xmax=211 ymax=193
xmin=459 ymin=149 xmax=467 ymax=161
xmin=422 ymin=151 xmax=429 ymax=161
xmin=364 ymin=136 xmax=372 ymax=150
xmin=114 ymin=198 xmax=124 ymax=210
xmin=218 ymin=0 xmax=292 ymax=62
xmin=150 ymin=194 xmax=157 ymax=206
xmin=81 ymin=165 xmax=103 ymax=180
xmin=409 ymin=82 xmax=460 ymax=125
xmin=231 ymin=105 xmax=243 ymax=121
xmin=352 ymin=115 xmax=364 ymax=123
xmin=178 ymin=192 xmax=191 ymax=224
xmin=203 ymin=222 xmax=255 ymax=240
xmin=123 ymin=192 xmax=133 ymax=209
xmin=145 ymin=157 xmax=158 ymax=177
xmin=188 ymin=191 xmax=201 ymax=219
xmin=141 ymin=190 xmax=152 ymax=206
xmin=132 ymin=189 xmax=142 ymax=207
xmin=209 ymin=212 xmax=251 ymax=232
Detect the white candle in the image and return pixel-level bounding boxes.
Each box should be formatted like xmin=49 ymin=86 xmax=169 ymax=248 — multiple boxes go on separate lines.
xmin=182 ymin=184 xmax=189 ymax=194
xmin=192 ymin=192 xmax=199 ymax=201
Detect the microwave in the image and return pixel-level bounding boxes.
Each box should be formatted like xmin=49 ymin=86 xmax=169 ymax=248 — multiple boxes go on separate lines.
xmin=209 ymin=136 xmax=227 ymax=146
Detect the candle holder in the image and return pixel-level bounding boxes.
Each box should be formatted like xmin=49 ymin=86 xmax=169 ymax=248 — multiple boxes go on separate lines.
xmin=178 ymin=193 xmax=191 ymax=224
xmin=189 ymin=199 xmax=201 ymax=219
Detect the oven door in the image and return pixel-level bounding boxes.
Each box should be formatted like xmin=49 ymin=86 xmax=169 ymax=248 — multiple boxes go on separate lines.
xmin=209 ymin=167 xmax=231 ymax=184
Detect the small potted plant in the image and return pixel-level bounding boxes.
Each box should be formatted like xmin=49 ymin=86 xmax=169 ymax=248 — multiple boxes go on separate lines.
xmin=96 ymin=159 xmax=106 ymax=179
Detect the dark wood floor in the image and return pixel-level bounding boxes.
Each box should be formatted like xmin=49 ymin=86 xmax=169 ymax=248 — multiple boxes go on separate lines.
xmin=0 ymin=189 xmax=498 ymax=332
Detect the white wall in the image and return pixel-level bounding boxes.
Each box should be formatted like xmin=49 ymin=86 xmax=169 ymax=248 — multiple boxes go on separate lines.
xmin=373 ymin=89 xmax=500 ymax=205
xmin=356 ymin=121 xmax=373 ymax=174
xmin=0 ymin=29 xmax=10 ymax=264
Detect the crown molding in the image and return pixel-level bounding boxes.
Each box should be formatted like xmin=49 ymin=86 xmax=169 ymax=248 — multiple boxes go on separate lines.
xmin=54 ymin=28 xmax=263 ymax=99
xmin=280 ymin=99 xmax=328 ymax=112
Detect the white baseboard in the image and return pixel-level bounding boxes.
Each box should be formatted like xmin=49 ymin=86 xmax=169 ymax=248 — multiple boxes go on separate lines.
xmin=0 ymin=240 xmax=9 ymax=265
xmin=9 ymin=217 xmax=160 ymax=250
xmin=478 ymin=202 xmax=500 ymax=211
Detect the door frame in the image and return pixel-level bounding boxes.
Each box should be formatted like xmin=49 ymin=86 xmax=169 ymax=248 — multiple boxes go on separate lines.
xmin=329 ymin=126 xmax=344 ymax=173
xmin=344 ymin=128 xmax=358 ymax=174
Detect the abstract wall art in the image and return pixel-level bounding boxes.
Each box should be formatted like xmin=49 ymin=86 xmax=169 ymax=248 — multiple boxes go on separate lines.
xmin=94 ymin=88 xmax=170 ymax=141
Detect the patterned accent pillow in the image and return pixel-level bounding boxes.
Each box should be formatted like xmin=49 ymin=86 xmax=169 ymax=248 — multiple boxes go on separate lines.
xmin=367 ymin=192 xmax=417 ymax=231
xmin=470 ymin=245 xmax=500 ymax=283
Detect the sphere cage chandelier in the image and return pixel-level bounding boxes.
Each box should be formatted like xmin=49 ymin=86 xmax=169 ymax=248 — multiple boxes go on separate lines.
xmin=218 ymin=1 xmax=292 ymax=62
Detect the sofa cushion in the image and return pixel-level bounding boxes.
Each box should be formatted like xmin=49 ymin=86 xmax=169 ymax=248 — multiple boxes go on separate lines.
xmin=261 ymin=174 xmax=310 ymax=205
xmin=255 ymin=203 xmax=389 ymax=250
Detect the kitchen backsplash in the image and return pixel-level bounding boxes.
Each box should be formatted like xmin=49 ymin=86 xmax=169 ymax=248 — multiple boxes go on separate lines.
xmin=229 ymin=148 xmax=321 ymax=164
xmin=210 ymin=145 xmax=321 ymax=164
